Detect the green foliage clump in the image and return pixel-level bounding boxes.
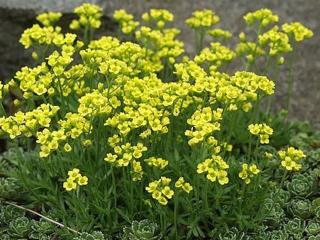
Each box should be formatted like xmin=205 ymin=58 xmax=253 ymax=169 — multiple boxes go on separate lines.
xmin=0 ymin=2 xmax=317 ymax=239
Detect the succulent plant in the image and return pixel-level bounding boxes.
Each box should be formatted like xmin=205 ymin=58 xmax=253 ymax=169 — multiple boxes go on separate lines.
xmin=269 ymin=229 xmax=289 ymax=240
xmin=8 ymin=216 xmax=31 ymax=238
xmin=304 ymin=149 xmax=320 ymax=169
xmin=315 ymin=207 xmax=320 ymax=220
xmin=0 ymin=157 xmax=11 ymax=174
xmin=217 ymin=227 xmax=247 ymax=240
xmin=289 ymin=199 xmax=312 ymax=219
xmin=263 ymin=198 xmax=285 ymax=225
xmin=271 ymin=188 xmax=291 ymax=207
xmin=286 ymin=174 xmax=315 ymax=197
xmin=283 ymin=218 xmax=305 ymax=239
xmin=290 ymin=132 xmax=310 ymax=149
xmin=306 ymin=221 xmax=320 ymax=236
xmin=29 ymin=232 xmax=52 ymax=240
xmin=73 ymin=231 xmax=105 ymax=240
xmin=121 ymin=219 xmax=161 ymax=240
xmin=308 ymin=234 xmax=320 ymax=240
xmin=312 ymin=198 xmax=320 ymax=208
xmin=30 ymin=219 xmax=54 ymax=235
xmin=1 ymin=233 xmax=11 ymax=240
xmin=0 ymin=205 xmax=24 ymax=224
xmin=0 ymin=177 xmax=24 ymax=200
xmin=254 ymin=231 xmax=270 ymax=240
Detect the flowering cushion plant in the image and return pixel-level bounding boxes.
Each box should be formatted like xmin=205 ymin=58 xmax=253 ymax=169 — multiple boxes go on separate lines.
xmin=0 ymin=3 xmax=316 ymax=239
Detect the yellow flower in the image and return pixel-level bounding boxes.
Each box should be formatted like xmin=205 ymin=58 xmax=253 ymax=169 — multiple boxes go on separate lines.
xmin=278 ymin=147 xmax=305 ymax=171
xmin=146 ymin=181 xmax=159 ymax=193
xmin=158 ymin=196 xmax=168 ymax=205
xmin=63 ymin=179 xmax=77 ymax=191
xmin=175 ymin=177 xmax=193 ymax=193
xmin=282 ymin=22 xmax=313 ymax=42
xmin=248 ymin=124 xmax=260 ymax=135
xmin=239 ymin=163 xmax=260 ymax=184
xmin=82 ymin=139 xmax=92 ymax=147
xmin=248 ymin=123 xmax=273 ymax=144
xmin=64 ymin=143 xmax=72 ymax=152
xmin=186 ymin=9 xmax=220 ymax=29
xmin=175 ymin=177 xmax=185 ymax=188
xmin=161 ymin=186 xmax=174 ymax=199
xmin=249 ymin=164 xmax=260 ymax=174
xmin=208 ymin=28 xmax=232 ymax=40
xmin=182 ymin=183 xmax=193 ymax=193
xmin=68 ymin=168 xmax=80 ymax=180
xmin=244 ymin=9 xmax=278 ymax=27
xmin=36 ymin=12 xmax=62 ymax=27
xmin=70 ymin=3 xmax=102 ymax=30
xmin=78 ymin=176 xmax=88 ymax=186
xmin=146 ymin=177 xmax=174 ymax=205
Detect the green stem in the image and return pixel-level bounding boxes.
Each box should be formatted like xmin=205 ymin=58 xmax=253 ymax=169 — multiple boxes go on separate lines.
xmin=286 ymin=54 xmax=294 ymax=115
xmin=280 ymin=170 xmax=288 ymax=187
xmin=0 ymin=102 xmax=6 ymax=116
xmin=196 ymin=28 xmax=206 ymax=54
xmin=174 ymin=195 xmax=179 ymax=239
xmin=246 ymin=24 xmax=262 ymax=71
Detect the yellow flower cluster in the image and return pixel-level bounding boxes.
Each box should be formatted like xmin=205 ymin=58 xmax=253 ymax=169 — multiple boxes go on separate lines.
xmin=185 ymin=107 xmax=223 ymax=146
xmin=63 ymin=168 xmax=88 ymax=191
xmin=78 ymin=91 xmax=119 ymax=117
xmin=15 ymin=63 xmax=53 ymax=97
xmin=142 ymin=9 xmax=174 ymax=29
xmin=208 ymin=28 xmax=232 ymax=40
xmin=106 ymin=103 xmax=170 ymax=136
xmin=1 ymin=4 xmax=314 ymax=207
xmin=36 ymin=12 xmax=62 ymax=26
xmin=113 ymin=9 xmax=139 ymax=34
xmin=238 ymin=163 xmax=260 ymax=184
xmin=131 ymin=160 xmax=144 ymax=181
xmin=104 ymin=142 xmax=147 ymax=168
xmin=214 ymin=71 xmax=274 ymax=111
xmin=37 ymin=129 xmax=66 ymax=158
xmin=186 ymin=9 xmax=220 ymax=29
xmin=58 ymin=113 xmax=91 ymax=139
xmin=15 ymin=35 xmax=82 ymax=98
xmin=136 ymin=26 xmax=184 ymax=64
xmin=205 ymin=136 xmax=229 ymax=155
xmin=248 ymin=123 xmax=273 ymax=144
xmin=194 ymin=42 xmax=235 ymax=70
xmin=84 ymin=38 xmax=161 ymax=75
xmin=197 ymin=155 xmax=229 ymax=185
xmin=70 ymin=3 xmax=102 ymax=30
xmin=175 ymin=59 xmax=207 ymax=82
xmin=0 ymin=104 xmax=59 ymax=139
xmin=175 ymin=177 xmax=193 ymax=193
xmin=47 ymin=46 xmax=75 ymax=76
xmin=258 ymin=26 xmax=292 ymax=56
xmin=282 ymin=22 xmax=313 ymax=42
xmin=144 ymin=157 xmax=168 ymax=169
xmin=174 ymin=61 xmax=274 ymax=113
xmin=278 ymin=147 xmax=305 ymax=171
xmin=36 ymin=94 xmax=104 ymax=158
xmin=244 ymin=8 xmax=279 ymax=28
xmin=19 ymin=24 xmax=64 ymax=49
xmin=236 ymin=41 xmax=265 ymax=63
xmin=99 ymin=58 xmax=129 ymax=76
xmin=146 ymin=177 xmax=174 ymax=205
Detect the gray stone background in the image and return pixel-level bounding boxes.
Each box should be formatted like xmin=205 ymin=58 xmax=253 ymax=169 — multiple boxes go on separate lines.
xmin=0 ymin=0 xmax=319 ymax=127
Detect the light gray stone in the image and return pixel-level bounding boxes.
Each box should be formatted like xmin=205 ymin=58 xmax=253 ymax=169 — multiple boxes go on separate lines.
xmin=0 ymin=0 xmax=89 ymax=12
